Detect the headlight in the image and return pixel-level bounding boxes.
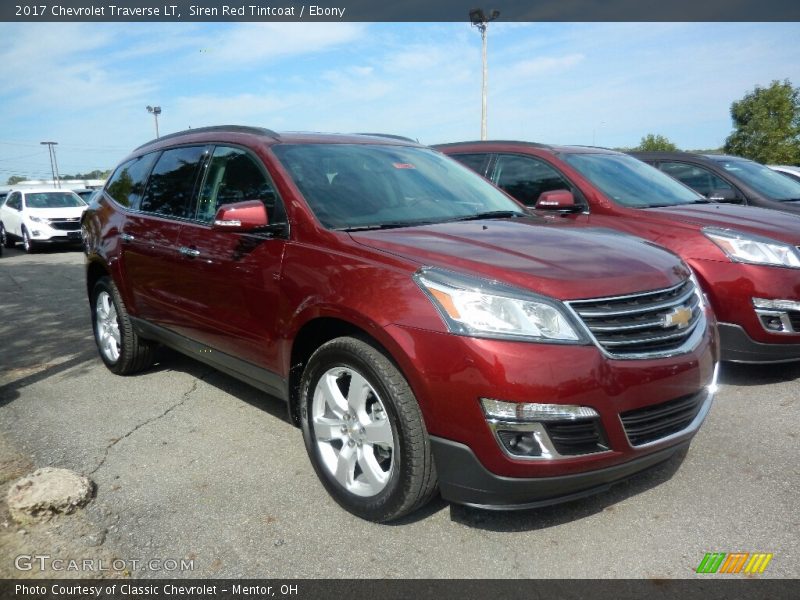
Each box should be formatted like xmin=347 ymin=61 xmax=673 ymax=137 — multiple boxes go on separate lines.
xmin=29 ymin=215 xmax=47 ymax=224
xmin=704 ymin=227 xmax=800 ymax=268
xmin=413 ymin=267 xmax=584 ymax=343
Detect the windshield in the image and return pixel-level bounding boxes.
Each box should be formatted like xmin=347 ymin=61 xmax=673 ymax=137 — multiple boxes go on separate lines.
xmin=712 ymin=158 xmax=800 ymax=201
xmin=562 ymin=153 xmax=705 ymax=208
xmin=272 ymin=144 xmax=524 ymax=230
xmin=24 ymin=192 xmax=86 ymax=209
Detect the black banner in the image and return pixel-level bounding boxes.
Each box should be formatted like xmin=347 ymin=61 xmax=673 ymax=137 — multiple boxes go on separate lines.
xmin=2 ymin=579 xmax=800 ymax=600
xmin=2 ymin=0 xmax=800 ymax=22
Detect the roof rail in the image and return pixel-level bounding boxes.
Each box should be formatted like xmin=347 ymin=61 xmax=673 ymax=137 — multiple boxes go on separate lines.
xmin=355 ymin=133 xmax=419 ymax=143
xmin=135 ymin=125 xmax=281 ymax=151
xmin=433 ymin=140 xmax=552 ymax=149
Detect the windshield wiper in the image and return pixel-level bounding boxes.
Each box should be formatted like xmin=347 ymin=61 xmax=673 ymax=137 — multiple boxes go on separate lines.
xmin=449 ymin=210 xmax=527 ymax=222
xmin=339 ymin=220 xmax=436 ymax=232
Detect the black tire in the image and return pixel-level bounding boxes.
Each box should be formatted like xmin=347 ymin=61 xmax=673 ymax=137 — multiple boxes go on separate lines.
xmin=300 ymin=336 xmax=437 ymax=522
xmin=21 ymin=227 xmax=36 ymax=253
xmin=0 ymin=223 xmax=14 ymax=249
xmin=91 ymin=276 xmax=156 ymax=375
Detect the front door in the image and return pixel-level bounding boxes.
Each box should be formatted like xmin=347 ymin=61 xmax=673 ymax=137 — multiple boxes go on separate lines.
xmin=168 ymin=145 xmax=289 ymax=374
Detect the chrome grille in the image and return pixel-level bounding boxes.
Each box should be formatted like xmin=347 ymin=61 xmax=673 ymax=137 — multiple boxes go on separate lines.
xmin=567 ymin=279 xmax=702 ymax=358
xmin=48 ymin=218 xmax=81 ymax=231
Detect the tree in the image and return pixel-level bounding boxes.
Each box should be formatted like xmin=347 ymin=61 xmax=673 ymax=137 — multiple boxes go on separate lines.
xmin=6 ymin=175 xmax=27 ymax=185
xmin=724 ymin=79 xmax=800 ymax=164
xmin=635 ymin=134 xmax=678 ymax=152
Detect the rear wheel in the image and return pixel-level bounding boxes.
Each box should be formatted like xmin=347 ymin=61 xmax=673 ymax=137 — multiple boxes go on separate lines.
xmin=0 ymin=223 xmax=14 ymax=248
xmin=300 ymin=336 xmax=437 ymax=522
xmin=91 ymin=277 xmax=156 ymax=375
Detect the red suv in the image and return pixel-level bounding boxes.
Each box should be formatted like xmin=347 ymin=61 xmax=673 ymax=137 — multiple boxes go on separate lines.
xmin=83 ymin=127 xmax=718 ymax=521
xmin=437 ymin=141 xmax=800 ymax=363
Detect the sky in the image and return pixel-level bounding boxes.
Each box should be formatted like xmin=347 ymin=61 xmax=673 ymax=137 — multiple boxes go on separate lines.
xmin=0 ymin=21 xmax=799 ymax=183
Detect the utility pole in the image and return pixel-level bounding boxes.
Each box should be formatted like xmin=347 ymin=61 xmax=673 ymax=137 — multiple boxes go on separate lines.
xmin=40 ymin=141 xmax=60 ymax=188
xmin=470 ymin=8 xmax=500 ymax=140
xmin=146 ymin=105 xmax=162 ymax=138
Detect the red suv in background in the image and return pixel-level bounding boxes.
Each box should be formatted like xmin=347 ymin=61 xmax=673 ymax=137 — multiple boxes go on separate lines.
xmin=83 ymin=127 xmax=717 ymax=521
xmin=437 ymin=141 xmax=800 ymax=363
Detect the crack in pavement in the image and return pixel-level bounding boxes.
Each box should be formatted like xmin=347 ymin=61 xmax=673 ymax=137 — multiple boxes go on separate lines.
xmin=89 ymin=371 xmax=214 ymax=475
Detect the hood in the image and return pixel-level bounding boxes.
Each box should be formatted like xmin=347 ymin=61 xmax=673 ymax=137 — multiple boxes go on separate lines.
xmin=644 ymin=204 xmax=800 ymax=245
xmin=26 ymin=206 xmax=87 ymax=219
xmin=350 ymin=218 xmax=688 ymax=301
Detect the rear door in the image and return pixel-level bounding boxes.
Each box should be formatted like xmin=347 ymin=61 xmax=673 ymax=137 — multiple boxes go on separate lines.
xmin=115 ymin=146 xmax=209 ymax=323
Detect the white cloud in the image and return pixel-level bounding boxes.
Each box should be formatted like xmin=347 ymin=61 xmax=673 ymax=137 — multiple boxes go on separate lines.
xmin=200 ymin=23 xmax=366 ymax=70
xmin=504 ymin=53 xmax=585 ymax=78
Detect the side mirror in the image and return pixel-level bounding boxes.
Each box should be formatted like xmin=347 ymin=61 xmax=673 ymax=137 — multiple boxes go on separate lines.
xmin=535 ymin=189 xmax=577 ymax=211
xmin=707 ymin=188 xmax=740 ymax=203
xmin=212 ymin=200 xmax=268 ymax=232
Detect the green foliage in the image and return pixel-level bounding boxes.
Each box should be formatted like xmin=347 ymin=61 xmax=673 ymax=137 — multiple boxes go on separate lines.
xmin=635 ymin=134 xmax=678 ymax=152
xmin=59 ymin=169 xmax=112 ymax=180
xmin=724 ymin=80 xmax=800 ymax=164
xmin=6 ymin=175 xmax=26 ymax=185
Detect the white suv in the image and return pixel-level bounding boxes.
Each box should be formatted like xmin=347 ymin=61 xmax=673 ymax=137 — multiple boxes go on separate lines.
xmin=0 ymin=188 xmax=87 ymax=253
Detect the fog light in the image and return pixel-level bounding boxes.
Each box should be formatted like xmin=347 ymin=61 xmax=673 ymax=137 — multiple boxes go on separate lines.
xmin=31 ymin=230 xmax=41 ymax=236
xmin=497 ymin=431 xmax=542 ymax=457
xmin=753 ymin=298 xmax=796 ymax=334
xmin=481 ymin=398 xmax=599 ymax=421
xmin=760 ymin=315 xmax=785 ymax=331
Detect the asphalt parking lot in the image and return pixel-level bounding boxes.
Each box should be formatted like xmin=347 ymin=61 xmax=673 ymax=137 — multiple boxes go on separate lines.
xmin=0 ymin=247 xmax=798 ymax=579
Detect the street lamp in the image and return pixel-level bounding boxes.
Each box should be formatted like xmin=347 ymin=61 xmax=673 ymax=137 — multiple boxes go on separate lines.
xmin=470 ymin=8 xmax=500 ymax=140
xmin=146 ymin=105 xmax=162 ymax=138
xmin=40 ymin=141 xmax=60 ymax=189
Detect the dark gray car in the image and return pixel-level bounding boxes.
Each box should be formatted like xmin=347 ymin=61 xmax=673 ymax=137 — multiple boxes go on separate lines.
xmin=630 ymin=151 xmax=800 ymax=216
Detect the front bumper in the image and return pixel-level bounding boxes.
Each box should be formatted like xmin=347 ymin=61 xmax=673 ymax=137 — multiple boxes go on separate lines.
xmin=386 ymin=313 xmax=717 ymax=481
xmin=718 ymin=322 xmax=800 ymax=363
xmin=691 ymin=259 xmax=800 ymax=355
xmin=29 ymin=229 xmax=82 ymax=244
xmin=432 ymin=436 xmax=692 ymax=509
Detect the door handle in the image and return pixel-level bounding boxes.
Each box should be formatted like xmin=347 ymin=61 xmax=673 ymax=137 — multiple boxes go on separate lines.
xmin=119 ymin=232 xmax=134 ymax=242
xmin=179 ymin=246 xmax=200 ymax=258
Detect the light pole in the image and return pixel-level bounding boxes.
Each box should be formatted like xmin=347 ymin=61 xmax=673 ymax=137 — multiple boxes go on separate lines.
xmin=40 ymin=141 xmax=60 ymax=189
xmin=470 ymin=8 xmax=500 ymax=140
xmin=146 ymin=105 xmax=162 ymax=138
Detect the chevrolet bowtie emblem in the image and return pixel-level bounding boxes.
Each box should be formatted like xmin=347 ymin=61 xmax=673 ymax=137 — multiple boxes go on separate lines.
xmin=664 ymin=306 xmax=692 ymax=329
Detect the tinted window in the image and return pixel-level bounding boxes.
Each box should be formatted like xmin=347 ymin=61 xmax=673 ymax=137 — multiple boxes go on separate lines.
xmin=713 ymin=158 xmax=800 ymax=201
xmin=272 ymin=144 xmax=523 ymax=230
xmin=196 ymin=146 xmax=283 ymax=224
xmin=493 ymin=154 xmax=576 ymax=207
xmin=659 ymin=161 xmax=732 ymax=197
xmin=106 ymin=153 xmax=158 ymax=209
xmin=563 ymin=153 xmax=705 ymax=208
xmin=140 ymin=146 xmax=207 ymax=218
xmin=451 ymin=153 xmax=489 ymax=176
xmin=24 ymin=192 xmax=86 ymax=208
xmin=6 ymin=192 xmax=22 ymax=210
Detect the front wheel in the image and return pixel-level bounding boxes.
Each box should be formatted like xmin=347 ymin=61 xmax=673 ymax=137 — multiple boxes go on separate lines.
xmin=22 ymin=228 xmax=36 ymax=253
xmin=300 ymin=337 xmax=437 ymax=522
xmin=91 ymin=277 xmax=156 ymax=375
